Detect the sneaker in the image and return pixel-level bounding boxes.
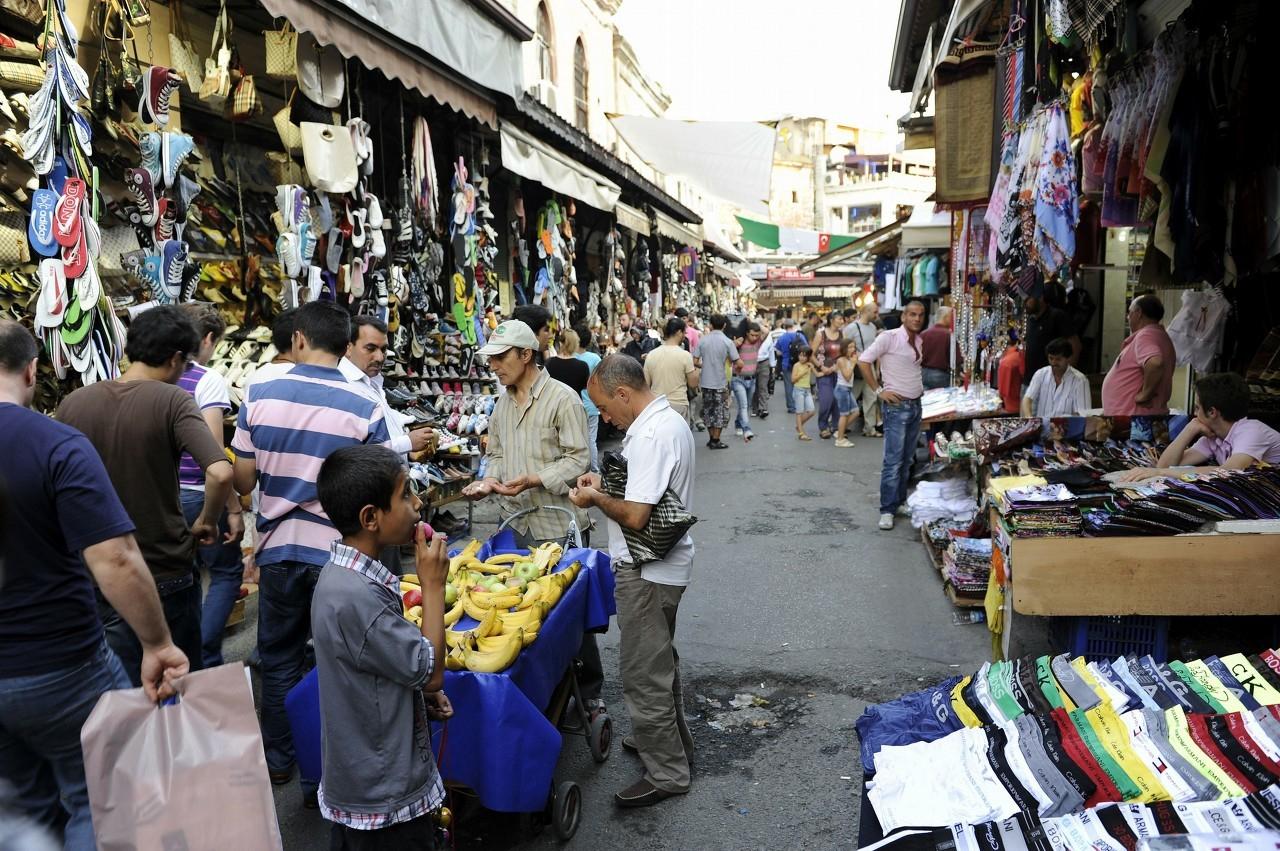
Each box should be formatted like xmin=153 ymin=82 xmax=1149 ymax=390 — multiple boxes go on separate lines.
xmin=743 ymin=430 xmax=754 ymax=443
xmin=139 ymin=131 xmax=161 ymax=183
xmin=834 ymin=438 xmax=855 ymax=448
xmin=734 ymin=427 xmax=743 ymax=437
xmin=161 ymin=132 xmax=196 ymax=189
xmin=878 ymin=513 xmax=894 ymax=531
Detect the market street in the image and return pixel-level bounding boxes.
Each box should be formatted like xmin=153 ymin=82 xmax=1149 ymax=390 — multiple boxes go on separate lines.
xmin=225 ymin=392 xmax=990 ymax=850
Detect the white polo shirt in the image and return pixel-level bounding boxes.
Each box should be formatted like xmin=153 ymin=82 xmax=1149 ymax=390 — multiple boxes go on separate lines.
xmin=608 ymin=395 xmax=696 ymax=585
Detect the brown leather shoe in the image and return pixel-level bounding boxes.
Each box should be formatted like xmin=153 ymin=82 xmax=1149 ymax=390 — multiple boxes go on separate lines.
xmin=615 ymin=778 xmax=686 ymax=808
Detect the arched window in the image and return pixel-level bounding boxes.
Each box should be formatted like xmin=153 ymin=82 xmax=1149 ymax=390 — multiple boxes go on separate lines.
xmin=535 ymin=3 xmax=554 ymax=83
xmin=573 ymin=38 xmax=588 ymax=131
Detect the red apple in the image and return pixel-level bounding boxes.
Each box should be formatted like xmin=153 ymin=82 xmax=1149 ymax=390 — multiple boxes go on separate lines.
xmin=402 ymin=587 xmax=423 ymax=609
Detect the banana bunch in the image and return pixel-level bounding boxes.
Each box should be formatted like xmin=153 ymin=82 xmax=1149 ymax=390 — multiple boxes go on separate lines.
xmin=402 ymin=540 xmax=584 ymax=675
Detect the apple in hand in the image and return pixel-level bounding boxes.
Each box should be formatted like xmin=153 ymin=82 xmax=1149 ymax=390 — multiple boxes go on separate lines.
xmin=403 ymin=587 xmax=423 ymax=609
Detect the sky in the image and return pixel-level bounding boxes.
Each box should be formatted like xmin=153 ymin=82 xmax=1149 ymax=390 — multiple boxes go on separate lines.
xmin=613 ymin=0 xmax=910 ymax=132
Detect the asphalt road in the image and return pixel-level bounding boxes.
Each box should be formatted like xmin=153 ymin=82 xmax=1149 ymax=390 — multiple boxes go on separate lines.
xmin=223 ymin=387 xmax=991 ymax=850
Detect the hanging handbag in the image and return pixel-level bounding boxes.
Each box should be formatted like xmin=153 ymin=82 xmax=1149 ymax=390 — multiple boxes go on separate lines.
xmin=229 ymin=71 xmax=263 ymax=121
xmin=166 ymin=0 xmax=204 ymax=87
xmin=273 ymin=88 xmax=303 ymax=153
xmin=199 ymin=1 xmax=232 ymax=107
xmin=301 ymin=121 xmax=357 ymax=193
xmin=263 ymin=20 xmax=297 ymax=79
xmin=598 ymin=450 xmax=697 ymax=565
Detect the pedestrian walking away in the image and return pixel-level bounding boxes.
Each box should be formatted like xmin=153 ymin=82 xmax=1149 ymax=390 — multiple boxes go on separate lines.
xmin=692 ymin=314 xmax=742 ymax=450
xmin=858 ymin=298 xmax=926 ymax=531
xmin=570 ymin=355 xmax=696 ymax=809
xmin=774 ymin=318 xmax=801 ymax=414
xmin=644 ymin=317 xmax=698 ymax=424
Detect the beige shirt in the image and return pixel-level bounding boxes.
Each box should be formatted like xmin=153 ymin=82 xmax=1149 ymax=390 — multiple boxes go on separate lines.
xmin=488 ymin=369 xmax=590 ymax=541
xmin=643 ymin=344 xmax=696 ymax=406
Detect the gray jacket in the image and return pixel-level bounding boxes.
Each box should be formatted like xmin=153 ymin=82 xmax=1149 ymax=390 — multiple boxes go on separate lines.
xmin=311 ymin=560 xmax=441 ymax=813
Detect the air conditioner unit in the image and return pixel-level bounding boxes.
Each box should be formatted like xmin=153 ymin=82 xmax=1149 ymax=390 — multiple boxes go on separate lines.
xmin=530 ymin=79 xmax=559 ymax=112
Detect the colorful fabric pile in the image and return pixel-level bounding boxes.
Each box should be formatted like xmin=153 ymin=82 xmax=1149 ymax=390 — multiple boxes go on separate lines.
xmin=856 ymin=647 xmax=1280 ymax=848
xmin=943 ymin=537 xmax=994 ymax=596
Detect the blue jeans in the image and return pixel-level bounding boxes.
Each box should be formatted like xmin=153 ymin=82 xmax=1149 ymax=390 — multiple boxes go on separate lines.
xmin=922 ymin=367 xmax=950 ymax=390
xmin=586 ymin=413 xmax=600 ymax=472
xmin=780 ymin=365 xmax=796 ymax=413
xmin=816 ymin=373 xmax=838 ymax=433
xmin=0 ymin=641 xmax=130 ymax=849
xmin=181 ymin=490 xmax=243 ymax=668
xmin=731 ymin=375 xmax=755 ymax=431
xmin=879 ymin=398 xmax=922 ymax=514
xmin=258 ymin=560 xmax=321 ymax=783
xmin=101 ymin=573 xmax=202 ymax=687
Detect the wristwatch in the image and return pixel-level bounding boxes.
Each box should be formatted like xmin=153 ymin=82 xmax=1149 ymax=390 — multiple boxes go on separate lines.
xmin=874 ymin=387 xmax=883 ymax=397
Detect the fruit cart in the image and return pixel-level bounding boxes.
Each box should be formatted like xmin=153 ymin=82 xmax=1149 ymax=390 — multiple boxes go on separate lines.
xmin=285 ymin=507 xmax=616 ymax=842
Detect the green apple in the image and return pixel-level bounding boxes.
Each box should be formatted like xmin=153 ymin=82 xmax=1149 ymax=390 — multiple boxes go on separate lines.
xmin=444 ymin=584 xmax=459 ymax=606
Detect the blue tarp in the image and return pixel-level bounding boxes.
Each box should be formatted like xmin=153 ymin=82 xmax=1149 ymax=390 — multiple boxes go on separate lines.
xmin=286 ymin=540 xmax=615 ymax=813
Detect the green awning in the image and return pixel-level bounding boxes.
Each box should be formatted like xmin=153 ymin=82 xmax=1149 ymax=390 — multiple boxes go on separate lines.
xmin=736 ymin=215 xmax=779 ymax=250
xmin=735 ymin=215 xmax=859 ymax=253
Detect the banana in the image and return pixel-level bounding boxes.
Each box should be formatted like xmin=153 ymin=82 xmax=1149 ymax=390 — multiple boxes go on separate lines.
xmin=526 ymin=576 xmax=561 ymax=608
xmin=471 ymin=562 xmax=512 ymax=575
xmin=463 ymin=628 xmax=523 ymax=673
xmin=443 ymin=596 xmax=464 ymax=627
xmin=461 ymin=589 xmax=489 ymax=622
xmin=473 ymin=605 xmax=500 ymax=639
xmin=444 ymin=628 xmax=474 ymax=650
xmin=477 ymin=629 xmax=537 ymax=651
xmin=471 ymin=592 xmax=522 ymax=611
xmin=448 ymin=540 xmax=482 ymax=572
xmin=517 ymin=582 xmax=545 ymax=610
xmin=444 ymin=644 xmax=467 ymax=670
xmin=498 ymin=601 xmax=549 ymax=633
xmin=483 ymin=553 xmax=524 ymax=566
xmin=400 ymin=574 xmax=420 ymax=586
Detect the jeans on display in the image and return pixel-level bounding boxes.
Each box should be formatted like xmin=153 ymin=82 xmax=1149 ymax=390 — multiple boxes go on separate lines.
xmin=586 ymin=413 xmax=600 ymax=473
xmin=101 ymin=573 xmax=202 ymax=687
xmin=879 ymin=398 xmax=923 ymax=514
xmin=180 ymin=489 xmax=244 ymax=668
xmin=0 ymin=641 xmax=131 ymax=850
xmin=258 ymin=559 xmax=321 ymax=787
xmin=922 ymin=367 xmax=950 ymax=390
xmin=753 ymin=362 xmax=772 ymax=415
xmin=730 ymin=375 xmax=755 ymax=431
xmin=815 ymin=373 xmax=838 ymax=433
xmin=780 ymin=367 xmax=796 ymax=413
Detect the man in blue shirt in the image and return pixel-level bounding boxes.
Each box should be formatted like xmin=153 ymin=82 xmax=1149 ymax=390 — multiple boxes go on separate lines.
xmin=0 ymin=319 xmax=189 ymax=849
xmin=774 ymin=318 xmax=801 ymax=414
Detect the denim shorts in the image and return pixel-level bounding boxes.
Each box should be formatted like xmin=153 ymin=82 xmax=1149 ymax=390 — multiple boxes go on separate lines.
xmin=834 ymin=385 xmax=857 ymax=416
xmin=793 ymin=387 xmax=815 ymax=413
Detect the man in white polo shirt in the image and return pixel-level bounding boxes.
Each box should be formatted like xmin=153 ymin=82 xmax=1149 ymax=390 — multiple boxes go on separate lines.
xmin=569 ymin=354 xmax=696 ymax=809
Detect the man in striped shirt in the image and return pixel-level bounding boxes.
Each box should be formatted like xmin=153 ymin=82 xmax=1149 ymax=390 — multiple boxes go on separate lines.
xmin=231 ymin=301 xmax=390 ymax=793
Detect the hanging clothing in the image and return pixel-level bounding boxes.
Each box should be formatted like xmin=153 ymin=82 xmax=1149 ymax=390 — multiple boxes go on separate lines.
xmin=1166 ymin=287 xmax=1230 ymax=373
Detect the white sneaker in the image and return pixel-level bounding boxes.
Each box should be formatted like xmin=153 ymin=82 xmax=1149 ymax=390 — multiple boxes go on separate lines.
xmin=878 ymin=513 xmax=894 ymax=531
xmin=735 ymin=427 xmax=744 ymax=437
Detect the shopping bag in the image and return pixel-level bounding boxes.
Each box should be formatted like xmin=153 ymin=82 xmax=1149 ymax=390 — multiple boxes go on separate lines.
xmin=599 ymin=449 xmax=697 ymax=565
xmin=273 ymin=89 xmax=303 ymax=153
xmin=301 ymin=121 xmax=357 ymax=193
xmin=229 ymin=73 xmax=264 ymax=121
xmin=80 ymin=663 xmax=284 ymax=851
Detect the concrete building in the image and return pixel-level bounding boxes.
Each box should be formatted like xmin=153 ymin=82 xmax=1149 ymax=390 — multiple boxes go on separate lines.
xmin=824 ymin=149 xmax=935 ymax=236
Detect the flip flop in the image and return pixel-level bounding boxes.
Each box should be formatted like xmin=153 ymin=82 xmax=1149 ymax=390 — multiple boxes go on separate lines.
xmin=61 ymin=227 xmax=88 ymax=279
xmin=52 ymin=178 xmax=85 ymax=247
xmin=60 ymin=288 xmax=92 ymax=347
xmin=35 ymin=258 xmax=67 ymax=329
xmin=80 ymin=200 xmax=100 ymax=259
xmin=27 ymin=188 xmax=58 ymax=256
xmin=69 ymin=112 xmax=92 ymax=156
xmin=76 ymin=257 xmax=101 ymax=305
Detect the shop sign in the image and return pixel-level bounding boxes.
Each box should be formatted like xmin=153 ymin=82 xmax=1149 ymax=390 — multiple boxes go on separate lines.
xmin=766 ymin=267 xmax=815 ymax=281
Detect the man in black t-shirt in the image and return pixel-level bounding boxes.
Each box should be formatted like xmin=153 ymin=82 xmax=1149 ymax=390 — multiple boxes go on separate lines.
xmin=0 ymin=320 xmax=188 ymax=847
xmin=1022 ymin=292 xmax=1081 ymax=386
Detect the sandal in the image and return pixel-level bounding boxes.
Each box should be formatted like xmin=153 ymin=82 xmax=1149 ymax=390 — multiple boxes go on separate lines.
xmin=797 ymin=432 xmax=812 ymax=441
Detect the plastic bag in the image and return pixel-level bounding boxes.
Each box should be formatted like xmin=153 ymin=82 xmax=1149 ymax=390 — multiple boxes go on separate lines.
xmin=81 ymin=663 xmax=284 ymax=850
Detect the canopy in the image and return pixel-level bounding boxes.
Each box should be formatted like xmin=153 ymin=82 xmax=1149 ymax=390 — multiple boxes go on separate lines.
xmin=653 ymin=211 xmax=702 ymax=249
xmin=799 ymin=218 xmax=909 ymax=273
xmin=614 ymin=202 xmax=650 ymax=236
xmin=701 ymin=216 xmax=747 ymax=264
xmin=609 ymin=115 xmax=775 ymax=212
xmin=900 ymin=205 xmax=951 ymax=249
xmin=500 ymin=124 xmax=621 ymax=212
xmin=261 ymin=0 xmax=505 ymax=127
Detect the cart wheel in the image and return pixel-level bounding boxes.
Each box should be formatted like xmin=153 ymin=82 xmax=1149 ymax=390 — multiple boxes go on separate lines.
xmin=553 ymin=780 xmax=582 ymax=841
xmin=588 ymin=712 xmax=612 ymax=763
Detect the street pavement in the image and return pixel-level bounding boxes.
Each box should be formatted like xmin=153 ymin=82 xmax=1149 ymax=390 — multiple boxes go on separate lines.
xmin=223 ymin=387 xmax=990 ymax=849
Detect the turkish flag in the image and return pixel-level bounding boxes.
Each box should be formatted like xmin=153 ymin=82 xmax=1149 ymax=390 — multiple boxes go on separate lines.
xmin=818 ymin=233 xmax=830 ymax=253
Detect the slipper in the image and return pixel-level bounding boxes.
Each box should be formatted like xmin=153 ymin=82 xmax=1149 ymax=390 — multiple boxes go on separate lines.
xmin=369 ymin=224 xmax=386 ymax=259
xmin=317 ymin=194 xmax=333 ymax=231
xmin=69 ymin=112 xmax=92 ymax=156
xmin=367 ymin=194 xmax=384 ymax=229
xmin=349 ymin=256 xmax=365 ymax=297
xmin=61 ymin=228 xmax=88 ymax=279
xmin=80 ymin=200 xmax=100 ymax=260
xmin=46 ymin=155 xmax=68 ymax=195
xmin=35 ymin=258 xmax=67 ymax=329
xmin=349 ymin=208 xmax=367 ymax=249
xmin=75 ymin=259 xmax=100 ymax=307
xmin=325 ymin=227 xmax=343 ymax=272
xmin=52 ymin=177 xmax=85 ymax=247
xmin=124 ymin=168 xmax=157 ymax=226
xmin=27 ymin=188 xmax=58 ymax=256
xmin=59 ymin=288 xmax=93 ymax=348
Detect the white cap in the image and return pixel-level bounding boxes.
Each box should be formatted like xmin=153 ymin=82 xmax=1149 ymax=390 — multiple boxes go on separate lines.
xmin=476 ymin=320 xmax=540 ymax=356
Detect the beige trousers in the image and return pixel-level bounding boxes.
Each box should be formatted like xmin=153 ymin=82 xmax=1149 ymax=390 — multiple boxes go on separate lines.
xmin=613 ymin=566 xmax=694 ymax=792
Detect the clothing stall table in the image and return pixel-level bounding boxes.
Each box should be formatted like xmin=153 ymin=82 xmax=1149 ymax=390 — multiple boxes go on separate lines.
xmin=286 ymin=534 xmax=616 ymax=817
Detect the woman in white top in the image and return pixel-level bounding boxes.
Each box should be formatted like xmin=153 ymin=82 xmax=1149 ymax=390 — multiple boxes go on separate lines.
xmin=1020 ymin=337 xmax=1091 ymax=418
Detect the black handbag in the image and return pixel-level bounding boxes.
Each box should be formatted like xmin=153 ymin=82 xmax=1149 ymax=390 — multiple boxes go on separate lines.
xmin=599 ymin=450 xmax=696 ymax=566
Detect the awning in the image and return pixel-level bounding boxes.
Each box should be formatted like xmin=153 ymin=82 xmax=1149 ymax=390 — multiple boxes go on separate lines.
xmin=701 ymin=216 xmax=747 ymax=264
xmin=608 ymin=115 xmax=775 ymax=213
xmin=260 ymin=0 xmax=502 ymax=128
xmin=500 ymin=124 xmax=621 ymax=212
xmin=798 ymin=218 xmax=909 ymax=273
xmin=653 ymin=211 xmax=702 ymax=249
xmin=614 ymin=202 xmax=650 ymax=236
xmin=901 ymin=206 xmax=951 ymax=249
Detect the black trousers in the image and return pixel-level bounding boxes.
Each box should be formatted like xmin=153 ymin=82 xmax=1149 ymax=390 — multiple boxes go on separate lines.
xmin=329 ymin=816 xmax=437 ymax=850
